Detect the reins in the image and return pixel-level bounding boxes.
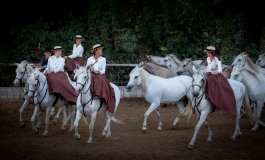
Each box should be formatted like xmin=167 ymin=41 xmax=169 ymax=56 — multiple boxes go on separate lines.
xmin=192 ymin=78 xmax=206 ymax=115
xmin=28 ymin=77 xmax=48 ymax=107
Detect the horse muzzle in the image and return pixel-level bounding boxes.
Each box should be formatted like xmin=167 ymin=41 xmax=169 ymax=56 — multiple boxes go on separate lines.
xmin=192 ymin=92 xmax=199 ymax=97
xmin=125 ymin=85 xmax=133 ymax=92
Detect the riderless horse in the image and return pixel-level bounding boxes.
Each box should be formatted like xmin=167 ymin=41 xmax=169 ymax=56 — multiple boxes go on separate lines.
xmin=255 ymin=53 xmax=265 ymax=67
xmin=230 ymin=66 xmax=265 ymax=131
xmin=126 ymin=65 xmax=193 ymax=133
xmin=231 ymin=53 xmax=265 ymax=75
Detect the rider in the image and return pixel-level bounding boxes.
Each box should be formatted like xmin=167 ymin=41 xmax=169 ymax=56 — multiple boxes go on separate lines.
xmin=35 ymin=47 xmax=52 ymax=72
xmin=44 ymin=46 xmax=78 ymax=104
xmin=86 ymin=44 xmax=115 ymax=113
xmin=204 ymin=45 xmax=236 ymax=116
xmin=64 ymin=35 xmax=86 ymax=80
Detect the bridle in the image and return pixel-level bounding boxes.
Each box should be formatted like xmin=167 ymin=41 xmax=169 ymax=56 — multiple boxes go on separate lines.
xmin=15 ymin=63 xmax=30 ymax=96
xmin=15 ymin=63 xmax=29 ymax=85
xmin=28 ymin=75 xmax=48 ymax=106
xmin=192 ymin=74 xmax=206 ymax=114
xmin=77 ymin=73 xmax=93 ymax=117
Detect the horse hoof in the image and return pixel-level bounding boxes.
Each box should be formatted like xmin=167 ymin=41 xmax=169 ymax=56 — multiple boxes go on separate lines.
xmin=20 ymin=123 xmax=25 ymax=128
xmin=34 ymin=129 xmax=39 ymax=134
xmin=61 ymin=126 xmax=66 ymax=131
xmin=75 ymin=135 xmax=81 ymax=140
xmin=231 ymin=137 xmax=236 ymax=141
xmin=187 ymin=144 xmax=194 ymax=150
xmin=142 ymin=130 xmax=147 ymax=134
xmin=42 ymin=133 xmax=48 ymax=137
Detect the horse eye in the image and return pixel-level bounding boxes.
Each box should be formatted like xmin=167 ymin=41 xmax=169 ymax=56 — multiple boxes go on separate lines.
xmin=84 ymin=76 xmax=87 ymax=79
xmin=134 ymin=76 xmax=138 ymax=79
xmin=238 ymin=59 xmax=241 ymax=61
xmin=183 ymin=64 xmax=186 ymax=67
xmin=164 ymin=59 xmax=168 ymax=62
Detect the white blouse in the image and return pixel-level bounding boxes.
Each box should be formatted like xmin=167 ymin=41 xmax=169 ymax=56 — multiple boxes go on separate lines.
xmin=206 ymin=57 xmax=222 ymax=73
xmin=44 ymin=55 xmax=65 ymax=73
xmin=68 ymin=44 xmax=84 ymax=59
xmin=86 ymin=56 xmax=106 ymax=74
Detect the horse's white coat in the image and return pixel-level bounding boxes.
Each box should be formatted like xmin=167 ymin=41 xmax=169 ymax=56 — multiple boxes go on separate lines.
xmin=182 ymin=68 xmax=254 ymax=149
xmin=73 ymin=66 xmax=122 ymax=144
xmin=126 ymin=65 xmax=193 ymax=132
xmin=230 ymin=66 xmax=265 ymax=131
xmin=27 ymin=70 xmax=75 ymax=136
xmin=255 ymin=53 xmax=265 ymax=67
xmin=231 ymin=53 xmax=265 ymax=74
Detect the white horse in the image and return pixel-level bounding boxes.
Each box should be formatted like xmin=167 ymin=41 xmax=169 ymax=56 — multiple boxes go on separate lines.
xmin=27 ymin=69 xmax=75 ymax=136
xmin=231 ymin=53 xmax=265 ymax=74
xmin=125 ymin=65 xmax=193 ymax=133
xmin=73 ymin=65 xmax=123 ymax=144
xmin=180 ymin=67 xmax=255 ymax=149
xmin=255 ymin=53 xmax=265 ymax=67
xmin=14 ymin=61 xmax=67 ymax=127
xmin=230 ymin=66 xmax=265 ymax=131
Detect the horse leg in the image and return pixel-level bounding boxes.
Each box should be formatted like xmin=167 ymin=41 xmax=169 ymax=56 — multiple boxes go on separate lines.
xmin=87 ymin=112 xmax=97 ymax=144
xmin=204 ymin=119 xmax=212 ymax=143
xmin=31 ymin=105 xmax=41 ymax=134
xmin=50 ymin=106 xmax=55 ymax=116
xmin=142 ymin=103 xmax=160 ymax=133
xmin=231 ymin=103 xmax=242 ymax=141
xmin=19 ymin=99 xmax=30 ymax=128
xmin=188 ymin=112 xmax=208 ymax=149
xmin=102 ymin=111 xmax=112 ymax=137
xmin=53 ymin=107 xmax=59 ymax=124
xmin=69 ymin=105 xmax=76 ymax=132
xmin=173 ymin=101 xmax=186 ymax=126
xmin=42 ymin=107 xmax=52 ymax=137
xmin=154 ymin=109 xmax=162 ymax=131
xmin=252 ymin=101 xmax=265 ymax=131
xmin=36 ymin=109 xmax=42 ymax=129
xmin=74 ymin=109 xmax=82 ymax=140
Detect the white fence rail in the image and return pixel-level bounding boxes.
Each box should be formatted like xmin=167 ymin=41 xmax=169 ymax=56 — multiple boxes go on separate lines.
xmin=0 ymin=63 xmax=143 ymax=99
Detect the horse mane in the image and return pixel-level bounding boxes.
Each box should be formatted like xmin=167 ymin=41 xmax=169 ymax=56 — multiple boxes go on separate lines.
xmin=242 ymin=67 xmax=261 ymax=83
xmin=167 ymin=54 xmax=182 ymax=66
xmin=244 ymin=54 xmax=259 ymax=72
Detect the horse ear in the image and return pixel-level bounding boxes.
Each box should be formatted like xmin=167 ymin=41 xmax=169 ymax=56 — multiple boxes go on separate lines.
xmin=76 ymin=64 xmax=80 ymax=70
xmin=192 ymin=65 xmax=197 ymax=74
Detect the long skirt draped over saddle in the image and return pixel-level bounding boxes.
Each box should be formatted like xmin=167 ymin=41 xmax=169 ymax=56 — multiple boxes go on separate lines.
xmin=64 ymin=57 xmax=86 ymax=72
xmin=47 ymin=72 xmax=78 ymax=103
xmin=91 ymin=74 xmax=116 ymax=113
xmin=206 ymin=73 xmax=236 ymax=116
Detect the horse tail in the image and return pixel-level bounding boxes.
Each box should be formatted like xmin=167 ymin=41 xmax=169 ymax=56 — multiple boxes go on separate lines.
xmin=179 ymin=100 xmax=193 ymax=124
xmin=243 ymin=96 xmax=255 ymax=126
xmin=111 ymin=116 xmax=124 ymax=125
xmin=82 ymin=115 xmax=89 ymax=126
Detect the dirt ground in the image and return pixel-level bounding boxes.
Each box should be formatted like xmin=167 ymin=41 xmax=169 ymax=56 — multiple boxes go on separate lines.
xmin=0 ymin=98 xmax=265 ymax=160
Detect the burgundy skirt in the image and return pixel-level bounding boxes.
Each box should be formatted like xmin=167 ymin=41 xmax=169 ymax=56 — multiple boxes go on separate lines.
xmin=90 ymin=74 xmax=116 ymax=113
xmin=64 ymin=57 xmax=86 ymax=72
xmin=47 ymin=72 xmax=78 ymax=103
xmin=205 ymin=73 xmax=236 ymax=116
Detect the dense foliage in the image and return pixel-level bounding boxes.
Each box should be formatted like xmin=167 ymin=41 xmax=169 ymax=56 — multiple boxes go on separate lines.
xmin=0 ymin=0 xmax=264 ymax=65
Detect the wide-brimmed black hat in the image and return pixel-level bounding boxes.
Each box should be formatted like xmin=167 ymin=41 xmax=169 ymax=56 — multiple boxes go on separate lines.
xmin=44 ymin=47 xmax=52 ymax=52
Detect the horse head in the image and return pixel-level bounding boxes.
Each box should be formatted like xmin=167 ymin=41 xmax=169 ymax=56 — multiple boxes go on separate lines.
xmin=27 ymin=69 xmax=46 ymax=99
xmin=191 ymin=68 xmax=206 ymax=97
xmin=14 ymin=61 xmax=34 ymax=86
xmin=255 ymin=53 xmax=265 ymax=67
xmin=126 ymin=66 xmax=143 ymax=92
xmin=74 ymin=65 xmax=91 ymax=93
xmin=231 ymin=52 xmax=248 ymax=67
xmin=176 ymin=58 xmax=192 ymax=76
